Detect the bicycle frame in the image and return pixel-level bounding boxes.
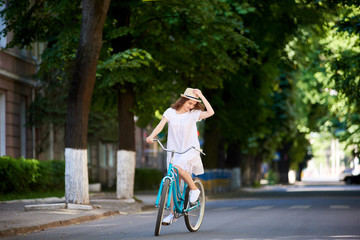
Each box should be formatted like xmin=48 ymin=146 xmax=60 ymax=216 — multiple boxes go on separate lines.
xmin=155 ymin=155 xmax=187 ymax=213
xmin=154 ymin=140 xmax=203 ymax=214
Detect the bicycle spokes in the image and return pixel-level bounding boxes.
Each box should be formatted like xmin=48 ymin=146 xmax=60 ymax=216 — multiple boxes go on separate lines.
xmin=184 ymin=179 xmax=205 ymax=232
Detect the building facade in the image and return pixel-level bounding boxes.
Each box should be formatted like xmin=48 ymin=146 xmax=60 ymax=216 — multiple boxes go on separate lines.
xmin=0 ymin=49 xmax=35 ymax=158
xmin=0 ymin=3 xmax=47 ymax=158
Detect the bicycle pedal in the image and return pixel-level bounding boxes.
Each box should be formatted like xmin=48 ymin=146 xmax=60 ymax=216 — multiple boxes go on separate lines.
xmin=162 ymin=218 xmax=177 ymax=226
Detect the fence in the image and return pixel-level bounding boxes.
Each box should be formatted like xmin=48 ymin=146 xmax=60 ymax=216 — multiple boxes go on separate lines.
xmin=197 ymin=168 xmax=241 ymax=194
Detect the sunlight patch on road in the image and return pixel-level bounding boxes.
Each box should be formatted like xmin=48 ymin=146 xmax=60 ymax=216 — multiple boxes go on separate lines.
xmin=286 ymin=185 xmax=360 ymax=192
xmin=329 ymin=235 xmax=360 ymax=239
xmin=289 ymin=205 xmax=311 ymax=209
xmin=250 ymin=206 xmax=273 ymax=210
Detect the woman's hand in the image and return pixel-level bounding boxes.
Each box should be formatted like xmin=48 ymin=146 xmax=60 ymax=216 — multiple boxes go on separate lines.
xmin=145 ymin=117 xmax=168 ymax=144
xmin=146 ymin=137 xmax=154 ymax=143
xmin=193 ymin=89 xmax=203 ymax=98
xmin=194 ymin=88 xmax=215 ymax=120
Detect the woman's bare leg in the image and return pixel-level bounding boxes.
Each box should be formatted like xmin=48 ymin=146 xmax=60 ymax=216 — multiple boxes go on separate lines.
xmin=174 ymin=165 xmax=198 ymax=190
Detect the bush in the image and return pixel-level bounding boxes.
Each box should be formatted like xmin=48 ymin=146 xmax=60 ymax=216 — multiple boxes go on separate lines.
xmin=0 ymin=156 xmax=164 ymax=194
xmin=266 ymin=169 xmax=279 ymax=185
xmin=134 ymin=168 xmax=164 ymax=191
xmin=0 ymin=156 xmax=65 ymax=194
xmin=0 ymin=156 xmax=39 ymax=193
xmin=37 ymin=160 xmax=65 ymax=191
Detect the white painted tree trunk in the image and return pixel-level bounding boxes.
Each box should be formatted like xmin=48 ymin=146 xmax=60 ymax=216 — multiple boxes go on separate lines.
xmin=65 ymin=148 xmax=89 ymax=204
xmin=116 ymin=150 xmax=136 ymax=199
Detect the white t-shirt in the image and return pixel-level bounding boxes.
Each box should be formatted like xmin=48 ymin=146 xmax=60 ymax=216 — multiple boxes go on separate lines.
xmin=163 ymin=108 xmax=204 ymax=175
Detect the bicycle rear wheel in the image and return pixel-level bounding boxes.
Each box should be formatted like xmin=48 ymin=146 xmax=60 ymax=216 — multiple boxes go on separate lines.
xmin=184 ymin=178 xmax=205 ymax=232
xmin=154 ymin=178 xmax=170 ymax=236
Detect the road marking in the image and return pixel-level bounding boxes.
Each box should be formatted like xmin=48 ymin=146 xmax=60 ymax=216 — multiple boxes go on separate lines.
xmin=211 ymin=207 xmax=237 ymax=212
xmin=330 ymin=235 xmax=360 ymax=238
xmin=250 ymin=206 xmax=273 ymax=210
xmin=289 ymin=205 xmax=311 ymax=209
xmin=329 ymin=205 xmax=350 ymax=209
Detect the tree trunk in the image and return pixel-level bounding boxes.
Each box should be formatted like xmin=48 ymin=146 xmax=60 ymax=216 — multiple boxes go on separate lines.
xmin=278 ymin=153 xmax=290 ymax=184
xmin=116 ymin=83 xmax=136 ymax=199
xmin=108 ymin=1 xmax=136 ymax=199
xmin=252 ymin=154 xmax=263 ymax=183
xmin=240 ymin=153 xmax=252 ymax=187
xmin=277 ymin=142 xmax=292 ymax=184
xmin=203 ymin=124 xmax=221 ymax=169
xmin=65 ymin=0 xmax=110 ymax=204
xmin=227 ymin=142 xmax=242 ymax=188
xmin=226 ymin=142 xmax=240 ymax=169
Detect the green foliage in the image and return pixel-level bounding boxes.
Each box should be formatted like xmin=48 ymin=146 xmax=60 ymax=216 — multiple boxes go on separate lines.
xmin=0 ymin=0 xmax=82 ymax=48
xmin=134 ymin=168 xmax=163 ymax=191
xmin=36 ymin=160 xmax=65 ymax=191
xmin=329 ymin=48 xmax=360 ymax=115
xmin=98 ymin=49 xmax=154 ymax=73
xmin=252 ymin=181 xmax=261 ymax=188
xmin=88 ymin=108 xmax=119 ymax=142
xmin=0 ymin=189 xmax=65 ymax=202
xmin=0 ymin=157 xmax=65 ymax=194
xmin=266 ymin=169 xmax=279 ymax=185
xmin=28 ymin=86 xmax=67 ymax=127
xmin=97 ymin=48 xmax=156 ymax=88
xmin=288 ymin=133 xmax=311 ymax=170
xmin=3 ymin=0 xmax=360 ymax=184
xmin=318 ymin=5 xmax=360 ymax=149
xmin=209 ymin=0 xmax=327 ymax=165
xmin=0 ymin=156 xmax=39 ymax=193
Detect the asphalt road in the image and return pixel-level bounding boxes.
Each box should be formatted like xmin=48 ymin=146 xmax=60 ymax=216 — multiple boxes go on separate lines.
xmin=4 ymin=184 xmax=360 ymax=240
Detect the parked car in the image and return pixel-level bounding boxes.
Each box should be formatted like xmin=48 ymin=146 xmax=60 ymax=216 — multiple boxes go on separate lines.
xmin=339 ymin=168 xmax=354 ymax=181
xmin=344 ymin=174 xmax=360 ymax=185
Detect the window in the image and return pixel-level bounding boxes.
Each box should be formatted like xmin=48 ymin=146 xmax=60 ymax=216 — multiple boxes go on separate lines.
xmin=20 ymin=98 xmax=26 ymax=157
xmin=0 ymin=93 xmax=5 ymax=156
xmin=108 ymin=144 xmax=114 ymax=168
xmin=99 ymin=143 xmax=107 ymax=168
xmin=0 ymin=3 xmax=7 ymax=48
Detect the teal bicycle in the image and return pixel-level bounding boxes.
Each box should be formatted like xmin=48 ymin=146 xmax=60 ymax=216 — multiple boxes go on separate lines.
xmin=152 ymin=139 xmax=206 ymax=236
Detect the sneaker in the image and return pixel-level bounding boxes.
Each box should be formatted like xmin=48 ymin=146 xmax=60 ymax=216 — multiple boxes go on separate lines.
xmin=189 ymin=189 xmax=201 ymax=204
xmin=162 ymin=213 xmax=174 ymax=226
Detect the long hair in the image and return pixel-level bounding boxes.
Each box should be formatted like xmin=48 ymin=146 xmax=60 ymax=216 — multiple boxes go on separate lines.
xmin=171 ymin=97 xmax=205 ymax=111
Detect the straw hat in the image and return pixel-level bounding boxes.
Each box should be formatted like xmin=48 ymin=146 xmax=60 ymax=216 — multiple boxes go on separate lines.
xmin=180 ymin=88 xmax=201 ymax=102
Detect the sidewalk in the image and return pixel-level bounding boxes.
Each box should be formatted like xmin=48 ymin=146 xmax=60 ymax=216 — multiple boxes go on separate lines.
xmin=0 ymin=193 xmax=157 ymax=238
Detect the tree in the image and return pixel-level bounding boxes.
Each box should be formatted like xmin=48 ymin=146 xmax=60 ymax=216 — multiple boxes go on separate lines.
xmin=203 ymin=0 xmax=329 ymax=186
xmin=325 ymin=3 xmax=360 ymax=150
xmin=5 ymin=0 xmax=357 ymax=190
xmin=64 ymin=0 xmax=110 ymax=204
xmin=291 ymin=1 xmax=360 ymax=159
xmin=1 ymin=0 xmax=111 ymax=204
xmin=96 ymin=0 xmax=257 ymax=197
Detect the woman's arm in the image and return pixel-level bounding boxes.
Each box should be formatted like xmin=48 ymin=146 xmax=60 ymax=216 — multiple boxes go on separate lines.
xmin=193 ymin=89 xmax=215 ymax=120
xmin=146 ymin=117 xmax=168 ymax=143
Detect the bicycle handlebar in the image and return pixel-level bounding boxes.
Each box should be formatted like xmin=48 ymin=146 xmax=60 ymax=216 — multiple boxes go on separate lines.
xmin=152 ymin=139 xmax=205 ymax=155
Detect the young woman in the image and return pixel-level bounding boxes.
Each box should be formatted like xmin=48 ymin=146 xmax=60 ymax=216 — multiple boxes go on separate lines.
xmin=146 ymin=88 xmax=215 ymax=225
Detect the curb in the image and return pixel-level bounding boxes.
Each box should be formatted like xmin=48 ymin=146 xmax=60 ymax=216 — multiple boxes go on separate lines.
xmin=0 ymin=197 xmax=65 ymax=204
xmin=0 ymin=210 xmax=120 ymax=238
xmin=24 ymin=203 xmax=95 ymax=211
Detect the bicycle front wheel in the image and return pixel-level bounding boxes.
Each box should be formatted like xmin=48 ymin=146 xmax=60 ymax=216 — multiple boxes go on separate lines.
xmin=154 ymin=178 xmax=170 ymax=236
xmin=184 ymin=178 xmax=205 ymax=232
